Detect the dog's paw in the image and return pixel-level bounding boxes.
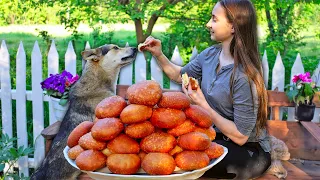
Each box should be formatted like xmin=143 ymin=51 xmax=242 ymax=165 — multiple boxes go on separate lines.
xmin=267 ymin=160 xmax=287 ymax=179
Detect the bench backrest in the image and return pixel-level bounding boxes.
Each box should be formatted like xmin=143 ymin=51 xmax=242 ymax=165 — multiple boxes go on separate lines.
xmin=267 ymin=90 xmax=320 ymax=120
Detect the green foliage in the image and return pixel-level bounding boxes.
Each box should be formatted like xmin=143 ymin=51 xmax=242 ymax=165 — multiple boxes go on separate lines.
xmin=0 ymin=0 xmax=60 ymax=25
xmin=36 ymin=29 xmax=52 ymax=53
xmin=161 ymin=1 xmax=216 ymax=64
xmin=0 ymin=133 xmax=33 ymax=180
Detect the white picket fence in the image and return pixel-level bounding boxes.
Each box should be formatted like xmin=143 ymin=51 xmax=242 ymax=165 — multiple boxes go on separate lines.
xmin=0 ymin=40 xmax=320 ymax=176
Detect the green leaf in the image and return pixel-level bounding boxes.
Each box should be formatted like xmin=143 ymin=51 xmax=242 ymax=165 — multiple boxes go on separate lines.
xmin=296 ymin=95 xmax=306 ymax=105
xmin=61 ymin=94 xmax=68 ymax=99
xmin=22 ymin=147 xmax=34 ymax=156
xmin=9 ymin=148 xmax=18 ymax=159
xmin=286 ymin=89 xmax=298 ymax=102
xmin=59 ymin=99 xmax=68 ymax=106
xmin=0 ymin=164 xmax=5 ymax=171
xmin=304 ymin=84 xmax=313 ymax=97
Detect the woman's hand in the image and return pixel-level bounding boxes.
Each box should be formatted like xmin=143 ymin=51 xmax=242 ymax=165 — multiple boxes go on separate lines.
xmin=182 ymin=80 xmax=209 ymax=108
xmin=142 ymin=36 xmax=163 ymax=58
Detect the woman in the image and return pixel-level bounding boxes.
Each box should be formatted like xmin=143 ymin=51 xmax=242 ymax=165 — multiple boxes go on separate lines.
xmin=142 ymin=0 xmax=271 ymax=179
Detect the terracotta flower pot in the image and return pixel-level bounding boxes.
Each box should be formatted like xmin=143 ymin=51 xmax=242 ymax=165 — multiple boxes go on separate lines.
xmin=294 ymin=103 xmax=315 ymax=121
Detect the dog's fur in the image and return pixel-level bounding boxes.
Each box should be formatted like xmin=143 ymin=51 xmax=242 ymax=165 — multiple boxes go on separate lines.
xmin=31 ymin=44 xmax=137 ymax=180
xmin=266 ymin=135 xmax=291 ymax=179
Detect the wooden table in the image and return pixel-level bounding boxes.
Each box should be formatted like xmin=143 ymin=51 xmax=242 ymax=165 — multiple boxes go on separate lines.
xmin=300 ymin=121 xmax=320 ymax=143
xmin=267 ymin=120 xmax=320 ymax=161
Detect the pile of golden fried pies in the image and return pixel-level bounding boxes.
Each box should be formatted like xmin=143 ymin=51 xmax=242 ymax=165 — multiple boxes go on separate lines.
xmin=67 ymin=80 xmax=224 ymax=175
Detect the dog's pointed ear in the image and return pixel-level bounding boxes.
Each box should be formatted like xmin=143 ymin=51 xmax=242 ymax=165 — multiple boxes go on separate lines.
xmin=81 ymin=48 xmax=102 ymax=61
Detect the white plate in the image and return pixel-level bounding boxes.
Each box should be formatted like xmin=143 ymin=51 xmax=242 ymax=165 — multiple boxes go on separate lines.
xmin=64 ymin=146 xmax=228 ymax=180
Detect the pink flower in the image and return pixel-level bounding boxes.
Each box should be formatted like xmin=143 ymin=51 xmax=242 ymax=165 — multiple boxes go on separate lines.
xmin=292 ymin=75 xmax=300 ymax=83
xmin=70 ymin=74 xmax=79 ymax=84
xmin=297 ymin=72 xmax=312 ymax=83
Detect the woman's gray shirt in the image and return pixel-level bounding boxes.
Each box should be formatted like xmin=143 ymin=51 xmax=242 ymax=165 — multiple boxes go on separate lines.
xmin=180 ymin=45 xmax=271 ymax=152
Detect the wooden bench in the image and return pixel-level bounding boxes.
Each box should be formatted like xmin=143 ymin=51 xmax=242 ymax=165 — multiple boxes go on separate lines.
xmin=41 ymin=85 xmax=320 ymax=179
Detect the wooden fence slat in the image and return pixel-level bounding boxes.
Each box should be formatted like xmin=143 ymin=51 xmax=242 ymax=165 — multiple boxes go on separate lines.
xmin=262 ymin=50 xmax=269 ymax=89
xmin=170 ymin=46 xmax=183 ymax=90
xmin=312 ymin=63 xmax=320 ymax=122
xmin=150 ymin=56 xmax=163 ymax=88
xmin=291 ymin=53 xmax=304 ymax=78
xmin=31 ymin=41 xmax=45 ymax=169
xmin=65 ymin=41 xmax=77 ymax=75
xmin=272 ymin=52 xmax=285 ymax=120
xmin=119 ymin=42 xmax=133 ymax=85
xmin=48 ymin=40 xmax=59 ymax=125
xmin=0 ymin=40 xmax=13 ymax=137
xmin=134 ymin=52 xmax=146 ymax=83
xmin=190 ymin=46 xmax=198 ymax=61
xmin=312 ymin=63 xmax=320 ymax=86
xmin=272 ymin=51 xmax=285 ymax=91
xmin=83 ymin=41 xmax=90 ymax=70
xmin=0 ymin=44 xmax=1 ymax=81
xmin=16 ymin=42 xmax=29 ymax=176
xmin=288 ymin=53 xmax=305 ymax=121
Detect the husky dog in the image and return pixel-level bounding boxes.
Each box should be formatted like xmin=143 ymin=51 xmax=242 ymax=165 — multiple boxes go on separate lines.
xmin=31 ymin=44 xmax=137 ymax=180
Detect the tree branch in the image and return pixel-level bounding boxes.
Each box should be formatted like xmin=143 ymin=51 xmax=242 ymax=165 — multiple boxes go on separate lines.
xmin=145 ymin=0 xmax=182 ymax=37
xmin=158 ymin=15 xmax=200 ymax=21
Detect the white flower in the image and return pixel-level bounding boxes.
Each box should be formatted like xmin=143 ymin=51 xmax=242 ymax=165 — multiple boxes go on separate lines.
xmin=297 ymin=84 xmax=302 ymax=89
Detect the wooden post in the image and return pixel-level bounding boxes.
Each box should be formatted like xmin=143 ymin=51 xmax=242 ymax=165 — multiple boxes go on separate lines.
xmin=134 ymin=52 xmax=146 ymax=83
xmin=65 ymin=41 xmax=77 ymax=75
xmin=170 ymin=46 xmax=183 ymax=90
xmin=262 ymin=50 xmax=269 ymax=89
xmin=119 ymin=42 xmax=133 ymax=85
xmin=0 ymin=40 xmax=13 ymax=137
xmin=272 ymin=52 xmax=285 ymax=120
xmin=31 ymin=41 xmax=45 ymax=169
xmin=48 ymin=40 xmax=59 ymax=125
xmin=16 ymin=42 xmax=29 ymax=176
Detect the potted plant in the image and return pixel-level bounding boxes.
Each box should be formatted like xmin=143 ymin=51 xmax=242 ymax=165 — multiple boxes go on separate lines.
xmin=40 ymin=70 xmax=79 ymax=121
xmin=285 ymin=72 xmax=320 ymax=121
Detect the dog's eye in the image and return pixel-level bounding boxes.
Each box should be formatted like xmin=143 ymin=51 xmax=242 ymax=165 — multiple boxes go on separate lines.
xmin=113 ymin=46 xmax=119 ymax=50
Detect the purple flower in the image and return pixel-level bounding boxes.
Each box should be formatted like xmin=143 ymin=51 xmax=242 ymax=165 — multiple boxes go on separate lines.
xmin=40 ymin=70 xmax=79 ymax=98
xmin=61 ymin=70 xmax=73 ymax=79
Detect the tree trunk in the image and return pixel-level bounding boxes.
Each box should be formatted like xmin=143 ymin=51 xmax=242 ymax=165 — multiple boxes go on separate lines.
xmin=9 ymin=14 xmax=15 ymax=24
xmin=134 ymin=19 xmax=145 ymax=44
xmin=264 ymin=1 xmax=275 ymax=41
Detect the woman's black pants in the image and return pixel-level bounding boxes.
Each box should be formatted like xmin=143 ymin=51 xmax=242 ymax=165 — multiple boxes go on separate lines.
xmin=202 ymin=133 xmax=271 ymax=179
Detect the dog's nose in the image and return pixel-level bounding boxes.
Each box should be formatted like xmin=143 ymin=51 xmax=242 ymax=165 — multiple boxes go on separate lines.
xmin=132 ymin=47 xmax=138 ymax=53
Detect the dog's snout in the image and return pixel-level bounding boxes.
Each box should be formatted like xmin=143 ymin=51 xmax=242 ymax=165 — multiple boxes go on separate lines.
xmin=132 ymin=47 xmax=137 ymax=53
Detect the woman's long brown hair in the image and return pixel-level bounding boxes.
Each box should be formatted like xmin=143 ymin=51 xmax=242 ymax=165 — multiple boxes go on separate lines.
xmin=219 ymin=0 xmax=268 ymax=136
